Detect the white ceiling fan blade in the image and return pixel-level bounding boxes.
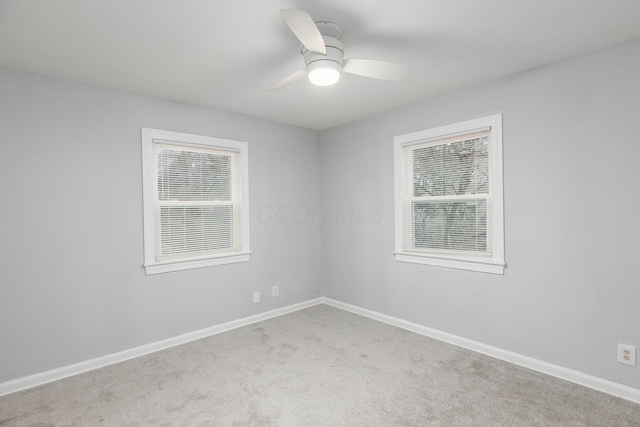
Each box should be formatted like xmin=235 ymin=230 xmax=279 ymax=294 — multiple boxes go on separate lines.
xmin=342 ymin=59 xmax=407 ymax=80
xmin=265 ymin=69 xmax=308 ymax=91
xmin=280 ymin=9 xmax=326 ymax=55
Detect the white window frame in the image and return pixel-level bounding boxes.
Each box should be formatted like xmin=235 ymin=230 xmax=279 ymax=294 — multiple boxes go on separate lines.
xmin=393 ymin=114 xmax=504 ymax=274
xmin=141 ymin=128 xmax=250 ymax=275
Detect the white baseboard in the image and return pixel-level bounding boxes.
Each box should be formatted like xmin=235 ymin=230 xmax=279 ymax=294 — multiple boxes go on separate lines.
xmin=3 ymin=297 xmax=639 ymax=405
xmin=0 ymin=298 xmax=323 ymax=397
xmin=322 ymin=297 xmax=640 ymax=404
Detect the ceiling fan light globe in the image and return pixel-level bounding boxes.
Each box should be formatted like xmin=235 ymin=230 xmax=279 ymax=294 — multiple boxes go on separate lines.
xmin=309 ymin=68 xmax=340 ymax=86
xmin=308 ymin=61 xmax=341 ymax=86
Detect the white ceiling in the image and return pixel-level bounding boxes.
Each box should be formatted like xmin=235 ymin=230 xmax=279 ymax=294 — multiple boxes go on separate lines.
xmin=1 ymin=0 xmax=640 ymax=131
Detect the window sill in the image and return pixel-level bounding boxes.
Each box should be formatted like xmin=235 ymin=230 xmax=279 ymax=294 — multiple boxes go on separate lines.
xmin=144 ymin=252 xmax=251 ymax=275
xmin=394 ymin=252 xmax=505 ymax=275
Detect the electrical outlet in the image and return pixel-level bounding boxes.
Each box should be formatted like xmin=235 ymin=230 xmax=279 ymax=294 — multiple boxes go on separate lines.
xmin=253 ymin=291 xmax=260 ymax=304
xmin=272 ymin=285 xmax=279 ymax=298
xmin=617 ymin=344 xmax=636 ymax=367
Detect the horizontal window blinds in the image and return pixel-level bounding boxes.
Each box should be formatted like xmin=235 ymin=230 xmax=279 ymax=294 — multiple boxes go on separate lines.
xmin=152 ymin=141 xmax=241 ymax=261
xmin=402 ymin=129 xmax=492 ymax=255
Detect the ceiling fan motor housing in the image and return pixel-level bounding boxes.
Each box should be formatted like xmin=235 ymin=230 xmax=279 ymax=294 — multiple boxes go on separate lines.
xmin=301 ymin=35 xmax=344 ymax=69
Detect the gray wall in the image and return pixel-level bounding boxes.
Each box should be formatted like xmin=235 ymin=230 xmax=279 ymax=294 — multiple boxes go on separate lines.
xmin=0 ymin=68 xmax=322 ymax=382
xmin=320 ymin=38 xmax=640 ymax=389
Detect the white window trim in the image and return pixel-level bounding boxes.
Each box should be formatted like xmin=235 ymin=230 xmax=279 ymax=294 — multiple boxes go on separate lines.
xmin=141 ymin=128 xmax=250 ymax=275
xmin=393 ymin=114 xmax=505 ymax=274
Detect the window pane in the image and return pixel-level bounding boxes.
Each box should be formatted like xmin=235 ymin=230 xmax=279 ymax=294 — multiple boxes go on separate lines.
xmin=157 ymin=149 xmax=232 ymax=201
xmin=412 ymin=200 xmax=487 ymax=252
xmin=158 ymin=205 xmax=235 ymax=259
xmin=413 ymin=137 xmax=489 ymax=197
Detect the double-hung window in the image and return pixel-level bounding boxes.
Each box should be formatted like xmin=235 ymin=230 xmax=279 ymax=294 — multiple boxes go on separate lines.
xmin=141 ymin=128 xmax=250 ymax=275
xmin=393 ymin=114 xmax=504 ymax=274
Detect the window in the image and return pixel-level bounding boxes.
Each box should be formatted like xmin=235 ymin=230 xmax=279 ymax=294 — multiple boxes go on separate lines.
xmin=141 ymin=128 xmax=250 ymax=275
xmin=393 ymin=114 xmax=504 ymax=274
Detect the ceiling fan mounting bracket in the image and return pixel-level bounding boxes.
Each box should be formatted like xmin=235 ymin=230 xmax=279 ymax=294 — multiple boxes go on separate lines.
xmin=314 ymin=21 xmax=343 ymax=39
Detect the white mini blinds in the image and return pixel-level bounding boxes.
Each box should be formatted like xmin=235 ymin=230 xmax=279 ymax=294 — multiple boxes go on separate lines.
xmin=394 ymin=114 xmax=504 ymax=274
xmin=404 ymin=129 xmax=491 ymax=254
xmin=142 ymin=129 xmax=250 ymax=275
xmin=153 ymin=141 xmax=240 ymax=260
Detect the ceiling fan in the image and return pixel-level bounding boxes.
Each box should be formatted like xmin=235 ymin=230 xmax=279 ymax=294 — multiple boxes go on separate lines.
xmin=267 ymin=9 xmax=408 ymax=91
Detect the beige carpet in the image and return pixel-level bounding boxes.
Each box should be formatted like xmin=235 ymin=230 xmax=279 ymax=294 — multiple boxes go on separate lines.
xmin=1 ymin=304 xmax=639 ymax=426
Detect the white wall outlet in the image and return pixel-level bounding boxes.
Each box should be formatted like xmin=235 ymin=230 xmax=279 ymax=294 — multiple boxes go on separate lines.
xmin=617 ymin=344 xmax=636 ymax=367
xmin=253 ymin=291 xmax=260 ymax=304
xmin=272 ymin=285 xmax=279 ymax=298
